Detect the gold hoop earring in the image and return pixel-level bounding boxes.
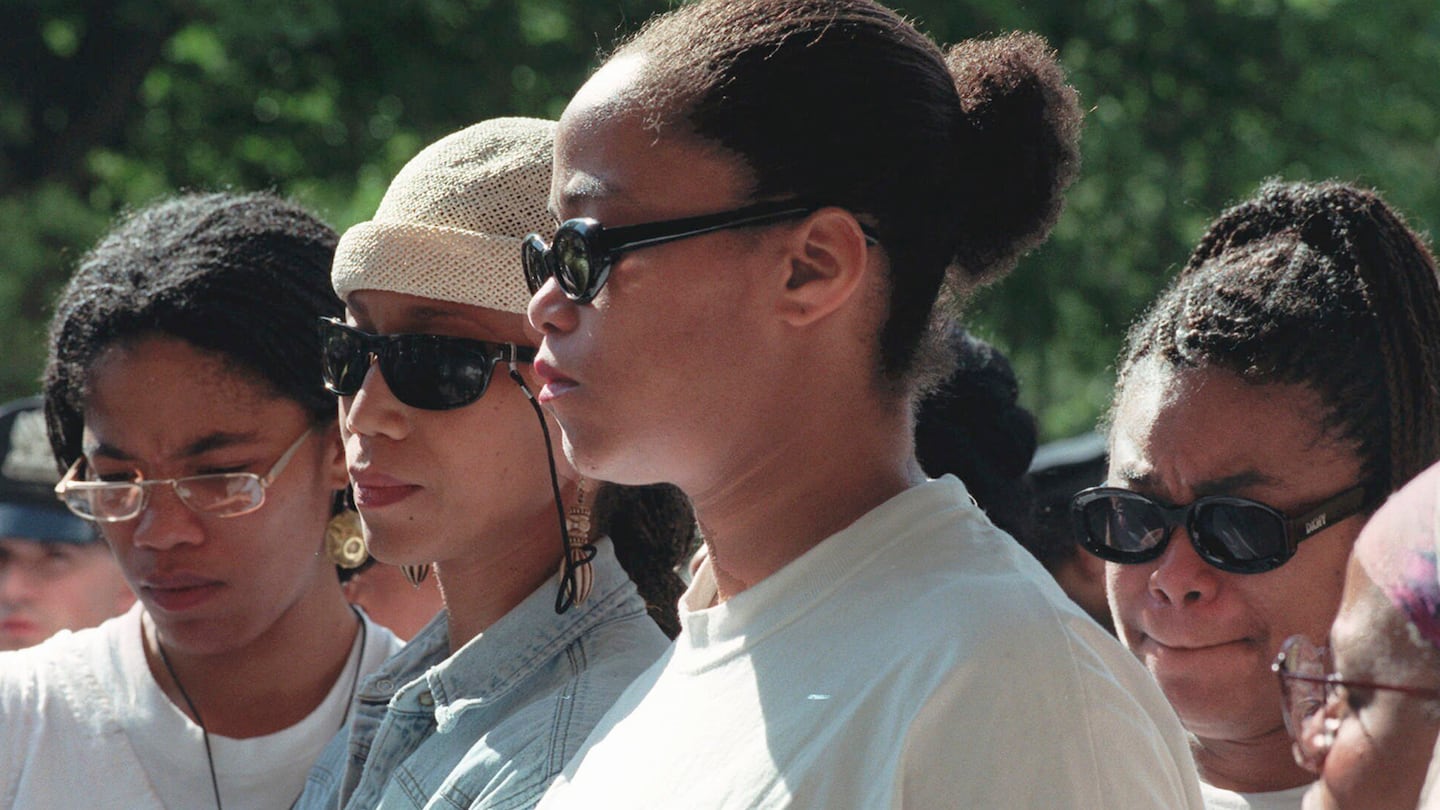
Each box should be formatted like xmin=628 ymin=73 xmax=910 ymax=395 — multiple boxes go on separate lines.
xmin=324 ymin=510 xmax=368 ymax=569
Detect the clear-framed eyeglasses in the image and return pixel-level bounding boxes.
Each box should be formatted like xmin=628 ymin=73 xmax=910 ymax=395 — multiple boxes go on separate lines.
xmin=54 ymin=427 xmax=315 ymax=523
xmin=1272 ymin=633 xmax=1440 ymax=771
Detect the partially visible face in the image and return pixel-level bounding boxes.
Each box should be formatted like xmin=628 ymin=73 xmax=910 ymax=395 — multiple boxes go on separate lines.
xmin=1106 ymin=359 xmax=1364 ymax=744
xmin=527 ymin=54 xmax=798 ymax=491
xmin=82 ymin=335 xmax=346 ymax=656
xmin=339 ymin=290 xmax=568 ymax=572
xmin=1302 ymin=558 xmax=1440 ymax=810
xmin=0 ymin=536 xmax=133 ymax=650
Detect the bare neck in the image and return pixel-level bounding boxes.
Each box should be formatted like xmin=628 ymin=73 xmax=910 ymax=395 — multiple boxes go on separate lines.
xmin=145 ymin=582 xmax=360 ymax=738
xmin=435 ymin=509 xmax=563 ymax=651
xmin=1193 ymin=728 xmax=1316 ymax=794
xmin=690 ymin=398 xmax=923 ymax=603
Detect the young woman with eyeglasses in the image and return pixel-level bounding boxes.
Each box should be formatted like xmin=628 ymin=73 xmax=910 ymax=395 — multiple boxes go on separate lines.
xmin=525 ymin=1 xmax=1203 ymax=806
xmin=1272 ymin=459 xmax=1440 ymax=810
xmin=292 ymin=118 xmax=696 ymax=810
xmin=1078 ymin=180 xmax=1440 ymax=809
xmin=0 ymin=192 xmax=405 ymax=810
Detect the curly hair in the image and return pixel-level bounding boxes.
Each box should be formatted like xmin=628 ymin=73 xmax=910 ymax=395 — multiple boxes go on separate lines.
xmin=1116 ymin=180 xmax=1440 ymax=507
xmin=612 ymin=0 xmax=1083 ymax=394
xmin=914 ymin=327 xmax=1038 ymax=550
xmin=42 ymin=191 xmax=342 ymax=469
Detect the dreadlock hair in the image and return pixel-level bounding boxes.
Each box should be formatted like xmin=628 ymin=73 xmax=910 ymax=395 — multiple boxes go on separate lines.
xmin=592 ymin=482 xmax=697 ymax=639
xmin=1116 ymin=180 xmax=1440 ymax=509
xmin=611 ymin=0 xmax=1083 ymax=395
xmin=43 ymin=191 xmax=342 ymax=470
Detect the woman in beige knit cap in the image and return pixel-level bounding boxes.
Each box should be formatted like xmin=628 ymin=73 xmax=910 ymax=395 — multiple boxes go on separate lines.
xmin=295 ymin=117 xmax=695 ymax=810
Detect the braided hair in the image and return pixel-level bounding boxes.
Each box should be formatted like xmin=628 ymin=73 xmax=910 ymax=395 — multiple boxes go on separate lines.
xmin=593 ymin=483 xmax=696 ymax=639
xmin=1116 ymin=180 xmax=1440 ymax=507
xmin=43 ymin=191 xmax=342 ymax=469
xmin=611 ymin=0 xmax=1083 ymax=394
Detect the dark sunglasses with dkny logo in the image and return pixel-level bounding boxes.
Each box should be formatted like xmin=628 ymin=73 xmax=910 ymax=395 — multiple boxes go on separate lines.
xmin=1070 ymin=484 xmax=1367 ymax=574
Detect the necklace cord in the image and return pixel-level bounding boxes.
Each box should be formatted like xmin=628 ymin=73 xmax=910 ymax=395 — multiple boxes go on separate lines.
xmin=341 ymin=605 xmax=367 ymax=730
xmin=155 ymin=636 xmax=222 ymax=810
xmin=151 ymin=605 xmax=368 ymax=810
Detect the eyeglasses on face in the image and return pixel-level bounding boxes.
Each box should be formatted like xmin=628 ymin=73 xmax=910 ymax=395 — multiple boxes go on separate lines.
xmin=54 ymin=427 xmax=315 ymax=523
xmin=1070 ymin=484 xmax=1367 ymax=574
xmin=1272 ymin=634 xmax=1440 ymax=771
xmin=521 ymin=199 xmax=879 ymax=305
xmin=318 ymin=317 xmax=536 ymax=411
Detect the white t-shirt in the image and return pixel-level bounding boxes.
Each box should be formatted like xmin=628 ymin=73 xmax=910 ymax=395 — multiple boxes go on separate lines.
xmin=1423 ymin=735 xmax=1440 ymax=809
xmin=1201 ymin=781 xmax=1310 ymax=810
xmin=539 ymin=476 xmax=1204 ymax=809
xmin=0 ymin=602 xmax=400 ymax=810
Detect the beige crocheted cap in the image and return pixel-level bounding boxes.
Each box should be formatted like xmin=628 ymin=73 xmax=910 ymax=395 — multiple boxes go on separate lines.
xmin=332 ymin=117 xmax=555 ymax=314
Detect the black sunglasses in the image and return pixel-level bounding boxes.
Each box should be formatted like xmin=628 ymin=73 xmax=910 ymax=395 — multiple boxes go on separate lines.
xmin=318 ymin=317 xmax=536 ymax=411
xmin=1070 ymin=484 xmax=1367 ymax=574
xmin=522 ymin=199 xmax=877 ymax=305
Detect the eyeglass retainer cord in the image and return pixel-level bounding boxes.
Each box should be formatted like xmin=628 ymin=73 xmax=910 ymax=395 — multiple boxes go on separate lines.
xmin=506 ymin=349 xmax=597 ymax=614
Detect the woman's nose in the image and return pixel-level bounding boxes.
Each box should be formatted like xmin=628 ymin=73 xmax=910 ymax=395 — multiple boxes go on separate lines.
xmin=1148 ymin=526 xmax=1221 ymax=607
xmin=527 ymin=276 xmax=580 ymax=336
xmin=341 ymin=361 xmax=411 ymax=441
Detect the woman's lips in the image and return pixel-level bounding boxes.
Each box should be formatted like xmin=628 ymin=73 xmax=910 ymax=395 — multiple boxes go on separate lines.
xmin=142 ymin=574 xmax=223 ymax=613
xmin=0 ymin=616 xmax=40 ymax=641
xmin=1141 ymin=634 xmax=1251 ymax=663
xmin=532 ymin=357 xmax=577 ymax=404
xmin=350 ymin=470 xmax=421 ymax=509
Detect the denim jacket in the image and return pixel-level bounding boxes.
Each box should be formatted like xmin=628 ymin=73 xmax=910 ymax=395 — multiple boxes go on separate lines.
xmin=296 ymin=538 xmax=670 ymax=810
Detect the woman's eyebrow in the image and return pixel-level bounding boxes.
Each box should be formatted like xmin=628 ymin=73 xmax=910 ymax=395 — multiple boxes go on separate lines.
xmin=1109 ymin=467 xmax=1277 ymax=496
xmin=84 ymin=431 xmax=259 ymax=462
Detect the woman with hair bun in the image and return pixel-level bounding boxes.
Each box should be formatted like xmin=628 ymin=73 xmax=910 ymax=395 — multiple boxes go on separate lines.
xmin=525 ymin=1 xmax=1202 ymax=806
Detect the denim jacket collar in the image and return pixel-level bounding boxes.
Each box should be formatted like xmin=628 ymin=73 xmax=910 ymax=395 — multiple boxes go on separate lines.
xmin=429 ymin=537 xmax=640 ymax=731
xmin=353 ymin=538 xmax=643 ymax=733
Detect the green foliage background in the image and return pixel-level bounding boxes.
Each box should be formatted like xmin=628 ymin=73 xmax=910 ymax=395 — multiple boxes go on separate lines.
xmin=3 ymin=0 xmax=1438 ymax=439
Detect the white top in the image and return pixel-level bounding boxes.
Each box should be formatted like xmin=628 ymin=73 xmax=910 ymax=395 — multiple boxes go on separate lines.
xmin=539 ymin=476 xmax=1204 ymax=809
xmin=1423 ymin=736 xmax=1440 ymax=810
xmin=0 ymin=602 xmax=401 ymax=810
xmin=1201 ymin=781 xmax=1310 ymax=810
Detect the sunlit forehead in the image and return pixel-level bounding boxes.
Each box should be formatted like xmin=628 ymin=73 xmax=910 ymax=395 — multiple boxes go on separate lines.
xmin=566 ymin=53 xmax=650 ymax=119
xmin=345 ymin=289 xmax=530 ymax=346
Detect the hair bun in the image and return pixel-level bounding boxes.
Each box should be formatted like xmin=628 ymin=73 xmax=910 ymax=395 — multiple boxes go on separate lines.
xmin=943 ymin=32 xmax=1083 ymax=286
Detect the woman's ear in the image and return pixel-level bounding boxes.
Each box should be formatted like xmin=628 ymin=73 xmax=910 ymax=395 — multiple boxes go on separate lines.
xmin=323 ymin=422 xmax=349 ymax=491
xmin=775 ymin=207 xmax=876 ymax=327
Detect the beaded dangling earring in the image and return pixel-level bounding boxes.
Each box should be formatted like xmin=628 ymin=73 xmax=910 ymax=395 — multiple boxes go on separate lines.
xmin=324 ymin=509 xmax=368 ymax=570
xmin=401 ymin=563 xmax=431 ymax=588
xmin=561 ymin=478 xmax=596 ymax=607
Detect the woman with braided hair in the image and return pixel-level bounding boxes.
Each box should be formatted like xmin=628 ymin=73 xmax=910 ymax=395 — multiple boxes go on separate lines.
xmin=1077 ymin=179 xmax=1440 ymax=809
xmin=525 ymin=0 xmax=1202 ymax=806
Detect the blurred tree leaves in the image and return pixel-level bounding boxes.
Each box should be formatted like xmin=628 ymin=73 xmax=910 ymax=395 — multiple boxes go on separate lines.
xmin=913 ymin=0 xmax=1440 ymax=439
xmin=2 ymin=0 xmax=1438 ymax=440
